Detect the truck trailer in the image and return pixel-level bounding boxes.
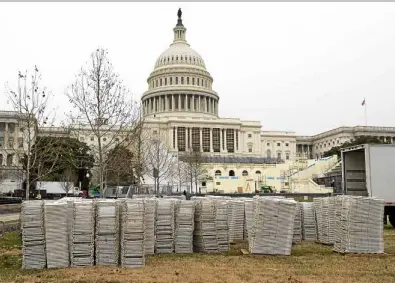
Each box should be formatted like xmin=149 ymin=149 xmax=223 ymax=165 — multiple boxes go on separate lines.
xmin=341 ymin=144 xmax=395 ymax=227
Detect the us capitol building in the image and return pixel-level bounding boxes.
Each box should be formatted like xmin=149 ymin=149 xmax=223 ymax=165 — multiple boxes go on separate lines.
xmin=141 ymin=11 xmax=395 ymax=161
xmin=2 ymin=9 xmax=395 ymax=194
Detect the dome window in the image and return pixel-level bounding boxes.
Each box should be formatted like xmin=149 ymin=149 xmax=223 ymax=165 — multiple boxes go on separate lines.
xmin=215 ymin=170 xmax=222 ymax=176
xmin=255 ymin=170 xmax=262 ymax=175
xmin=172 ymin=56 xmax=174 ymax=62
xmin=176 ymin=77 xmax=178 ymax=85
xmin=164 ymin=78 xmax=167 ymax=85
xmin=176 ymin=56 xmax=178 ymax=61
xmin=242 ymin=170 xmax=248 ymax=177
xmin=193 ymin=57 xmax=195 ymax=62
xmin=229 ymin=170 xmax=235 ymax=177
xmin=192 ymin=78 xmax=195 ymax=85
xmin=197 ymin=78 xmax=200 ymax=85
xmin=187 ymin=77 xmax=190 ymax=84
xmin=170 ymin=77 xmax=173 ymax=85
xmin=167 ymin=57 xmax=170 ymax=62
xmin=181 ymin=77 xmax=184 ymax=84
xmin=160 ymin=79 xmax=162 ymax=86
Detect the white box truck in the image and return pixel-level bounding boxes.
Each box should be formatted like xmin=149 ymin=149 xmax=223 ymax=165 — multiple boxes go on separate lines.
xmin=341 ymin=144 xmax=395 ymax=227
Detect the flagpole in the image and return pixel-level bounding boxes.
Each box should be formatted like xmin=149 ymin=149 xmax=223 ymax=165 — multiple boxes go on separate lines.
xmin=364 ymin=99 xmax=367 ymax=127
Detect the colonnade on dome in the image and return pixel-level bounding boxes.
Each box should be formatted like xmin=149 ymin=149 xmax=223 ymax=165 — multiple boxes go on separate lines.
xmin=142 ymin=93 xmax=218 ymax=116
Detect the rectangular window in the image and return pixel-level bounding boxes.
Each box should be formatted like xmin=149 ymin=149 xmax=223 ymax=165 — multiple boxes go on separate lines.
xmin=286 ymin=143 xmax=289 ymax=147
xmin=170 ymin=77 xmax=173 ymax=85
xmin=192 ymin=128 xmax=200 ymax=152
xmin=6 ymin=154 xmax=13 ymax=166
xmin=286 ymin=153 xmax=290 ymax=160
xmin=18 ymin=137 xmax=23 ymax=148
xmin=226 ymin=129 xmax=235 ymax=153
xmin=181 ymin=77 xmax=184 ymax=84
xmin=176 ymin=77 xmax=178 ymax=84
xmin=8 ymin=123 xmax=15 ymax=133
xmin=187 ymin=77 xmax=190 ymax=84
xmin=202 ymin=128 xmax=210 ymax=152
xmin=248 ymin=148 xmax=252 ymax=153
xmin=248 ymin=134 xmax=252 ymax=138
xmin=213 ymin=128 xmax=220 ymax=152
xmin=90 ymin=136 xmax=94 ymax=141
xmin=277 ymin=143 xmax=280 ymax=146
xmin=8 ymin=137 xmax=14 ymax=148
xmin=177 ymin=127 xmax=186 ymax=152
xmin=267 ymin=143 xmax=270 ymax=146
xmin=277 ymin=152 xmax=281 ymax=159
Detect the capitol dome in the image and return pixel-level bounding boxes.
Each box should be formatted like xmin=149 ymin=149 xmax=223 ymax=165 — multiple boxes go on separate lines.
xmin=142 ymin=9 xmax=219 ymax=118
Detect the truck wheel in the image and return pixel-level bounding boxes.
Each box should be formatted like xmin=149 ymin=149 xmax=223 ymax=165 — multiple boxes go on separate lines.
xmin=389 ymin=214 xmax=395 ymax=228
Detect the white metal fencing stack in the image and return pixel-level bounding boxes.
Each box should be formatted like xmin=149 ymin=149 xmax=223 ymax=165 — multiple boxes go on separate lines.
xmin=120 ymin=200 xmax=146 ymax=268
xmin=249 ymin=197 xmax=296 ymax=255
xmin=227 ymin=200 xmax=245 ymax=242
xmin=333 ymin=196 xmax=385 ymax=254
xmin=155 ymin=199 xmax=175 ymax=254
xmin=244 ymin=199 xmax=255 ymax=241
xmin=143 ymin=199 xmax=157 ymax=255
xmin=70 ymin=200 xmax=95 ymax=267
xmin=95 ymin=200 xmax=120 ymax=266
xmin=293 ymin=202 xmax=303 ymax=242
xmin=193 ymin=199 xmax=219 ymax=253
xmin=214 ymin=199 xmax=229 ymax=252
xmin=21 ymin=200 xmax=46 ymax=270
xmin=301 ymin=202 xmax=317 ymax=241
xmin=44 ymin=201 xmax=69 ymax=268
xmin=174 ymin=200 xmax=195 ymax=253
xmin=314 ymin=197 xmax=336 ymax=245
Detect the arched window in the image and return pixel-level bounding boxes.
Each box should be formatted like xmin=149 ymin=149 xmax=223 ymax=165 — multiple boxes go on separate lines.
xmin=187 ymin=77 xmax=190 ymax=84
xmin=229 ymin=170 xmax=235 ymax=177
xmin=192 ymin=78 xmax=195 ymax=85
xmin=170 ymin=77 xmax=173 ymax=85
xmin=255 ymin=170 xmax=261 ymax=175
xmin=242 ymin=170 xmax=248 ymax=176
xmin=215 ymin=170 xmax=221 ymax=176
xmin=266 ymin=149 xmax=271 ymax=158
xmin=181 ymin=77 xmax=184 ymax=84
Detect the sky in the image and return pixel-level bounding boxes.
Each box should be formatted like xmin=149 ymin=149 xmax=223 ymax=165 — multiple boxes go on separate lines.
xmin=1 ymin=2 xmax=395 ymax=136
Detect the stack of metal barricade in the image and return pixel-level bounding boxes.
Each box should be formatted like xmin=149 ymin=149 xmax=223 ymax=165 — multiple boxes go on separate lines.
xmin=70 ymin=200 xmax=95 ymax=267
xmin=174 ymin=200 xmax=195 ymax=253
xmin=120 ymin=200 xmax=146 ymax=268
xmin=44 ymin=201 xmax=69 ymax=268
xmin=95 ymin=200 xmax=120 ymax=266
xmin=21 ymin=200 xmax=46 ymax=269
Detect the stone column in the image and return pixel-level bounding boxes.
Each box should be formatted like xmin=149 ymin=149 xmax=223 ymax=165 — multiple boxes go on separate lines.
xmin=210 ymin=128 xmax=213 ymax=152
xmin=224 ymin=129 xmax=227 ymax=152
xmin=219 ymin=128 xmax=222 ymax=152
xmin=172 ymin=94 xmax=175 ymax=111
xmin=199 ymin=128 xmax=203 ymax=152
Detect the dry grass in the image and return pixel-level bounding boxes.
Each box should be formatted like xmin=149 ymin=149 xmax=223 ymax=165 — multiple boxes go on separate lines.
xmin=1 ymin=228 xmax=395 ymax=283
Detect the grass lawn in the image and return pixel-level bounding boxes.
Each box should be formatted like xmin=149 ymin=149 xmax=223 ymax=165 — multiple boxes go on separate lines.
xmin=1 ymin=227 xmax=394 ymax=283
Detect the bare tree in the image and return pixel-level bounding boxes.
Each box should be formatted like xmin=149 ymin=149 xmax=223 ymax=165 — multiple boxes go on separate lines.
xmin=5 ymin=67 xmax=60 ymax=200
xmin=145 ymin=133 xmax=175 ymax=195
xmin=66 ymin=48 xmax=140 ymax=196
xmin=172 ymin=156 xmax=188 ymax=193
xmin=59 ymin=167 xmax=75 ymax=197
xmin=181 ymin=150 xmax=207 ymax=194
